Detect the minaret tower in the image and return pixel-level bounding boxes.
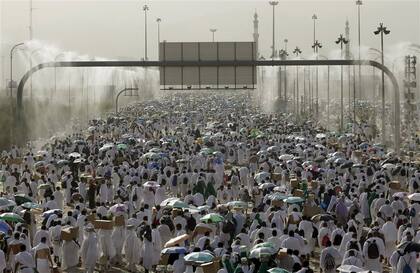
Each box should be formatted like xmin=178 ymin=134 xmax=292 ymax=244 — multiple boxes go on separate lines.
xmin=345 ymin=19 xmax=351 ymax=60
xmin=253 ymin=11 xmax=259 ymax=59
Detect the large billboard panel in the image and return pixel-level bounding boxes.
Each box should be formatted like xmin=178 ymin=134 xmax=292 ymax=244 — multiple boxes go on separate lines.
xmin=159 ymin=42 xmax=256 ymax=89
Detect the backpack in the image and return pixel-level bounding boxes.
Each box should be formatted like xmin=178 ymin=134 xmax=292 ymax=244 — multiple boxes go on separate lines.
xmin=312 ymin=225 xmax=319 ymax=239
xmin=321 ymin=235 xmax=330 ymax=247
xmin=171 ymin=175 xmax=178 ymax=187
xmin=222 ymin=219 xmax=235 ymax=234
xmin=348 ymin=240 xmax=359 ymax=251
xmin=367 ymin=240 xmax=380 ymax=259
xmin=333 ymin=234 xmax=343 ymax=246
xmin=401 ymin=255 xmax=413 ymax=273
xmin=324 ymin=253 xmax=335 ymax=271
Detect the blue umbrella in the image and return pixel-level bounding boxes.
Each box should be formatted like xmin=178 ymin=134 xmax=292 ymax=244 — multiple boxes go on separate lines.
xmin=0 ymin=220 xmax=11 ymax=234
xmin=161 ymin=247 xmax=188 ymax=255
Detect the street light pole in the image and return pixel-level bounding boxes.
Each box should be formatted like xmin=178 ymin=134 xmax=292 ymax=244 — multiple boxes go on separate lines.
xmin=10 ymin=43 xmax=25 ymax=98
xmin=269 ymin=1 xmax=279 ymax=59
xmin=356 ymin=0 xmax=363 ymax=99
xmin=210 ymin=29 xmax=217 ymax=42
xmin=374 ymin=23 xmax=390 ymax=146
xmin=143 ymin=5 xmax=149 ymax=61
xmin=336 ymin=34 xmax=349 ymax=133
xmin=312 ymin=40 xmax=322 ymax=118
xmin=157 ymin=18 xmax=162 ymax=45
xmin=54 ymin=52 xmax=66 ymax=100
xmin=312 ymin=14 xmax=317 ymax=44
xmin=293 ymin=47 xmax=302 ymax=117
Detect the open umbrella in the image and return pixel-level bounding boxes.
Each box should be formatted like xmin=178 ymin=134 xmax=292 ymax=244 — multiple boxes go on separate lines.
xmin=42 ymin=209 xmax=62 ymax=219
xmin=337 ymin=265 xmax=364 ymax=272
xmin=165 ymin=199 xmax=189 ymax=209
xmin=408 ymin=193 xmax=420 ymax=202
xmin=340 ymin=161 xmax=354 ymax=169
xmin=249 ymin=246 xmax=276 ymax=259
xmin=110 ymin=204 xmax=128 ymax=214
xmin=0 ymin=220 xmax=12 ymax=233
xmin=254 ymin=172 xmax=270 ymax=183
xmin=268 ymin=193 xmax=289 ymax=201
xmin=37 ymin=184 xmax=51 ymax=190
xmin=57 ymin=159 xmax=69 ymax=166
xmin=311 ymin=214 xmax=335 ymax=222
xmin=161 ymin=247 xmax=188 ymax=255
xmin=226 ymin=201 xmax=248 ymax=209
xmin=285 ymin=196 xmax=305 ymax=204
xmin=0 ymin=212 xmax=24 ymax=223
xmin=259 ymin=182 xmax=276 ymax=190
xmin=0 ymin=198 xmax=16 ymax=210
xmin=397 ymin=241 xmax=420 ymax=253
xmin=160 ymin=197 xmax=180 ymax=207
xmin=184 ymin=252 xmax=214 ymax=264
xmin=253 ymin=242 xmax=276 ymax=250
xmin=117 ymin=143 xmax=128 ymax=150
xmin=143 ymin=181 xmax=160 ymax=189
xmin=68 ymin=152 xmax=81 ymax=158
xmin=14 ymin=194 xmax=32 ymax=206
xmin=21 ymin=202 xmax=40 ymax=209
xmin=392 ymin=192 xmax=408 ymax=199
xmin=279 ymin=154 xmax=294 ymax=161
xmin=267 ymin=268 xmax=291 ymax=273
xmin=164 ymin=234 xmax=190 ymax=248
xmin=382 ymin=163 xmax=396 ymax=170
xmin=200 ymin=213 xmax=224 ymax=224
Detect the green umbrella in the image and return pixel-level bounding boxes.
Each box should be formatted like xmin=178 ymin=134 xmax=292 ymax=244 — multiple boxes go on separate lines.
xmin=227 ymin=201 xmax=248 ymax=209
xmin=200 ymin=213 xmax=224 ymax=224
xmin=21 ymin=202 xmax=40 ymax=209
xmin=200 ymin=148 xmax=215 ymax=156
xmin=0 ymin=213 xmax=24 ymax=223
xmin=249 ymin=247 xmax=276 ymax=259
xmin=285 ymin=196 xmax=305 ymax=204
xmin=117 ymin=143 xmax=128 ymax=150
xmin=14 ymin=194 xmax=32 ymax=206
xmin=267 ymin=268 xmax=291 ymax=273
xmin=165 ymin=199 xmax=189 ymax=209
xmin=0 ymin=198 xmax=16 ymax=210
xmin=253 ymin=242 xmax=276 ymax=250
xmin=184 ymin=252 xmax=214 ymax=264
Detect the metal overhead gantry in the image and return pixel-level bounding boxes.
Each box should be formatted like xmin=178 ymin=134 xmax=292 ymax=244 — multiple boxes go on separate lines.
xmin=16 ymin=59 xmax=401 ymax=153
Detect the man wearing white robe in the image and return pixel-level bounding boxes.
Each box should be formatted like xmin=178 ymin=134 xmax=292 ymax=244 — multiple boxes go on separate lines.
xmin=362 ymin=236 xmax=385 ymax=272
xmin=81 ymin=225 xmax=99 ymax=273
xmin=380 ymin=218 xmax=398 ymax=260
xmin=61 ymin=238 xmax=80 ymax=271
xmin=14 ymin=245 xmax=36 ymax=273
xmin=124 ymin=225 xmax=141 ymax=272
xmin=111 ymin=225 xmax=126 ymax=265
xmin=32 ymin=238 xmax=53 ymax=273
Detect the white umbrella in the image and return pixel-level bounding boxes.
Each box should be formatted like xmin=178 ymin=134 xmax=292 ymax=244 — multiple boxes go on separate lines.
xmin=279 ymin=154 xmax=294 ymax=161
xmin=337 ymin=265 xmax=364 ymax=272
xmin=408 ymin=193 xmax=420 ymax=202
xmin=382 ymin=163 xmax=396 ymax=170
xmin=254 ymin=172 xmax=270 ymax=183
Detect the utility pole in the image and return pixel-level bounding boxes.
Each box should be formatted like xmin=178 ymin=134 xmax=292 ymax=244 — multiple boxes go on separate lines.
xmin=336 ymin=34 xmax=349 ymax=133
xmin=210 ymin=29 xmax=217 ymax=42
xmin=356 ymin=0 xmax=363 ymax=99
xmin=269 ymin=1 xmax=279 ymax=59
xmin=143 ymin=4 xmax=149 ymax=61
xmin=29 ymin=0 xmax=33 ymax=40
xmin=312 ymin=40 xmax=322 ymax=118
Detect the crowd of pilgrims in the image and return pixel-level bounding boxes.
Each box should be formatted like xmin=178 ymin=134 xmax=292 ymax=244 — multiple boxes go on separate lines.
xmin=0 ymin=91 xmax=418 ymax=273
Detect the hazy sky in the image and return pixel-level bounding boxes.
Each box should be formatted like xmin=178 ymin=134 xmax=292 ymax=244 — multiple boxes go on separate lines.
xmin=1 ymin=0 xmax=419 ymax=74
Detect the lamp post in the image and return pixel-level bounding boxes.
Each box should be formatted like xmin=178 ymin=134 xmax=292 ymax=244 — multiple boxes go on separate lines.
xmin=156 ymin=18 xmax=162 ymax=45
xmin=374 ymin=23 xmax=390 ymax=146
xmin=336 ymin=34 xmax=349 ymax=132
xmin=10 ymin=42 xmax=25 ymax=97
xmin=293 ymin=47 xmax=302 ymax=116
xmin=210 ymin=29 xmax=217 ymax=42
xmin=312 ymin=14 xmax=317 ymax=44
xmin=312 ymin=40 xmax=322 ymax=118
xmin=356 ymin=0 xmax=363 ymax=99
xmin=143 ymin=4 xmax=149 ymax=61
xmin=115 ymin=87 xmax=139 ymax=113
xmin=269 ymin=1 xmax=279 ymax=59
xmin=279 ymin=49 xmax=288 ymax=102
